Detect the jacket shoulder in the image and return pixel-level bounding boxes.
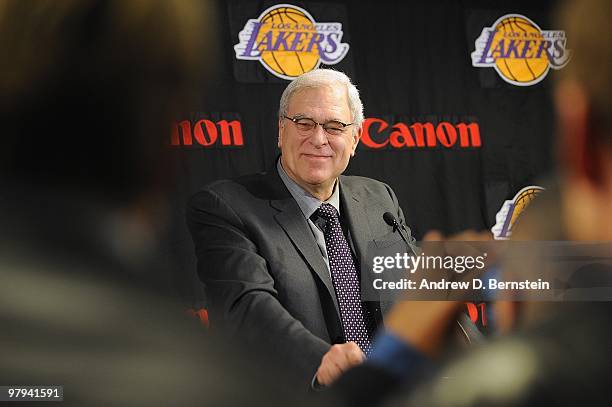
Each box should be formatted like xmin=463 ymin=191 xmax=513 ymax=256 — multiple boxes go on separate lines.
xmin=340 ymin=175 xmax=394 ymax=197
xmin=189 ymin=170 xmax=285 ymax=208
xmin=191 ymin=172 xmax=262 ymax=196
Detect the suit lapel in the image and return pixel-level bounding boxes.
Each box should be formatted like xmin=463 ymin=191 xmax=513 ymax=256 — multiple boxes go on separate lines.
xmin=266 ymin=170 xmax=341 ymax=318
xmin=339 ymin=177 xmax=374 ymax=270
xmin=340 ymin=177 xmax=386 ymax=323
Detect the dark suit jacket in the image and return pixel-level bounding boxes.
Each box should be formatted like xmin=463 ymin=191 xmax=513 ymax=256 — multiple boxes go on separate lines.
xmin=187 ymin=167 xmax=415 ymax=386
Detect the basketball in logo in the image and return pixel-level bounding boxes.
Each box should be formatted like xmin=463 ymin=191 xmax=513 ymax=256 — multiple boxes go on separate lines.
xmin=490 ymin=16 xmax=549 ymax=84
xmin=491 ymin=186 xmax=545 ymax=239
xmin=472 ymin=14 xmax=570 ymax=86
xmin=257 ymin=7 xmax=319 ymax=78
xmin=509 ymin=187 xmax=542 ymax=227
xmin=234 ymin=4 xmax=350 ymax=80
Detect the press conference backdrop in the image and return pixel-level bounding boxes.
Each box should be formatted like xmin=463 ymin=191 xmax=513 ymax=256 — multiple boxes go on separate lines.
xmin=165 ymin=0 xmax=563 ymax=309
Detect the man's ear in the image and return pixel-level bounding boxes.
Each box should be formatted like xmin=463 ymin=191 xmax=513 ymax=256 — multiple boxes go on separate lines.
xmin=350 ymin=126 xmax=362 ymax=156
xmin=278 ymin=119 xmax=283 ymax=148
xmin=555 ymin=80 xmax=604 ymax=186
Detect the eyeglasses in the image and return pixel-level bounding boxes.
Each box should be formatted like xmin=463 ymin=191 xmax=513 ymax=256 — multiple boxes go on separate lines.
xmin=282 ymin=115 xmax=354 ymax=136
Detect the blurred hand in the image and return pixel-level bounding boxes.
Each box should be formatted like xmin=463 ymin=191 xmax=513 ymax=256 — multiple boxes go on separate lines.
xmin=385 ymin=300 xmax=463 ymax=357
xmin=316 ymin=342 xmax=365 ymax=387
xmin=387 ymin=229 xmax=493 ymax=356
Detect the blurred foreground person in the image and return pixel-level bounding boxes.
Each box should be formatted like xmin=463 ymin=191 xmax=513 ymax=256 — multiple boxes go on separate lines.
xmin=0 ymin=1 xmax=314 ymax=405
xmin=334 ymin=0 xmax=612 ymax=405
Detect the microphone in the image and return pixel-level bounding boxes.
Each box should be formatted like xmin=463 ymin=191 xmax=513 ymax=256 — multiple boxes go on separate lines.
xmin=383 ymin=212 xmax=412 ymax=248
xmin=382 ymin=212 xmax=398 ymax=229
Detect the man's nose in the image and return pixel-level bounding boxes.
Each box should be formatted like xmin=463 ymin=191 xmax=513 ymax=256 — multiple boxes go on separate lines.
xmin=309 ymin=125 xmax=328 ymax=147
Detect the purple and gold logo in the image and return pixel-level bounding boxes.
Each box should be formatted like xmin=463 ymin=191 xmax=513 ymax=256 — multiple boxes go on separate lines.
xmin=234 ymin=4 xmax=349 ymax=80
xmin=472 ymin=14 xmax=570 ymax=86
xmin=492 ymin=186 xmax=545 ymax=239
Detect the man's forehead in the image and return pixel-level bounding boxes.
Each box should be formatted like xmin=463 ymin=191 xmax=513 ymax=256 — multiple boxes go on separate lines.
xmin=287 ymin=84 xmax=350 ymax=112
xmin=291 ymin=83 xmax=345 ymax=97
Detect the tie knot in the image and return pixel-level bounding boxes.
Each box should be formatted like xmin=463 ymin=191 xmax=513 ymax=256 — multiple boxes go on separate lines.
xmin=316 ymin=202 xmax=338 ymax=220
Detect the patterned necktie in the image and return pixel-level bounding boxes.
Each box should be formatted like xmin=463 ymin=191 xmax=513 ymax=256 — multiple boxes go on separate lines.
xmin=315 ymin=202 xmax=374 ymax=355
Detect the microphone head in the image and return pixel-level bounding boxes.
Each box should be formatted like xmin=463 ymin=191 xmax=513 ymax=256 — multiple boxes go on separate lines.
xmin=383 ymin=212 xmax=397 ymax=227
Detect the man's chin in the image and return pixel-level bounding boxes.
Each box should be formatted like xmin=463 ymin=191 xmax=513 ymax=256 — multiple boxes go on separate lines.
xmin=302 ymin=175 xmax=337 ymax=190
xmin=299 ymin=166 xmax=332 ymax=182
xmin=296 ymin=162 xmax=329 ymax=177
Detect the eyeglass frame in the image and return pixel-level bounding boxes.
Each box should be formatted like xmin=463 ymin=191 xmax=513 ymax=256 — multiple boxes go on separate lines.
xmin=281 ymin=115 xmax=355 ymax=136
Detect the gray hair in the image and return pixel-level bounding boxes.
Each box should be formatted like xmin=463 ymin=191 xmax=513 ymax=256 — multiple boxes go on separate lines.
xmin=278 ymin=69 xmax=364 ymax=132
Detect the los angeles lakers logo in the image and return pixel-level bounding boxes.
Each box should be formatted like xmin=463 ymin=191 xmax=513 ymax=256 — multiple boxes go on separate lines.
xmin=492 ymin=186 xmax=545 ymax=239
xmin=472 ymin=14 xmax=570 ymax=86
xmin=234 ymin=4 xmax=349 ymax=80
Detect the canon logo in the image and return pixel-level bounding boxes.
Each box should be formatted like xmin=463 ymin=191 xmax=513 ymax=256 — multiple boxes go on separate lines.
xmin=361 ymin=118 xmax=481 ymax=149
xmin=171 ymin=119 xmax=244 ymax=147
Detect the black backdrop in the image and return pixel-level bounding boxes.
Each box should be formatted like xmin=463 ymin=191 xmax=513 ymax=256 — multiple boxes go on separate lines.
xmin=165 ymin=0 xmax=560 ymax=309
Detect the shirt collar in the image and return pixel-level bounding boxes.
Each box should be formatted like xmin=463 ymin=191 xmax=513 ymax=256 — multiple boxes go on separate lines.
xmin=277 ymin=158 xmax=340 ymax=220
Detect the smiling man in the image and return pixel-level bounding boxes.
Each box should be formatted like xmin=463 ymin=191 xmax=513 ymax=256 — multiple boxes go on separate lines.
xmin=187 ymin=69 xmax=416 ymax=389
